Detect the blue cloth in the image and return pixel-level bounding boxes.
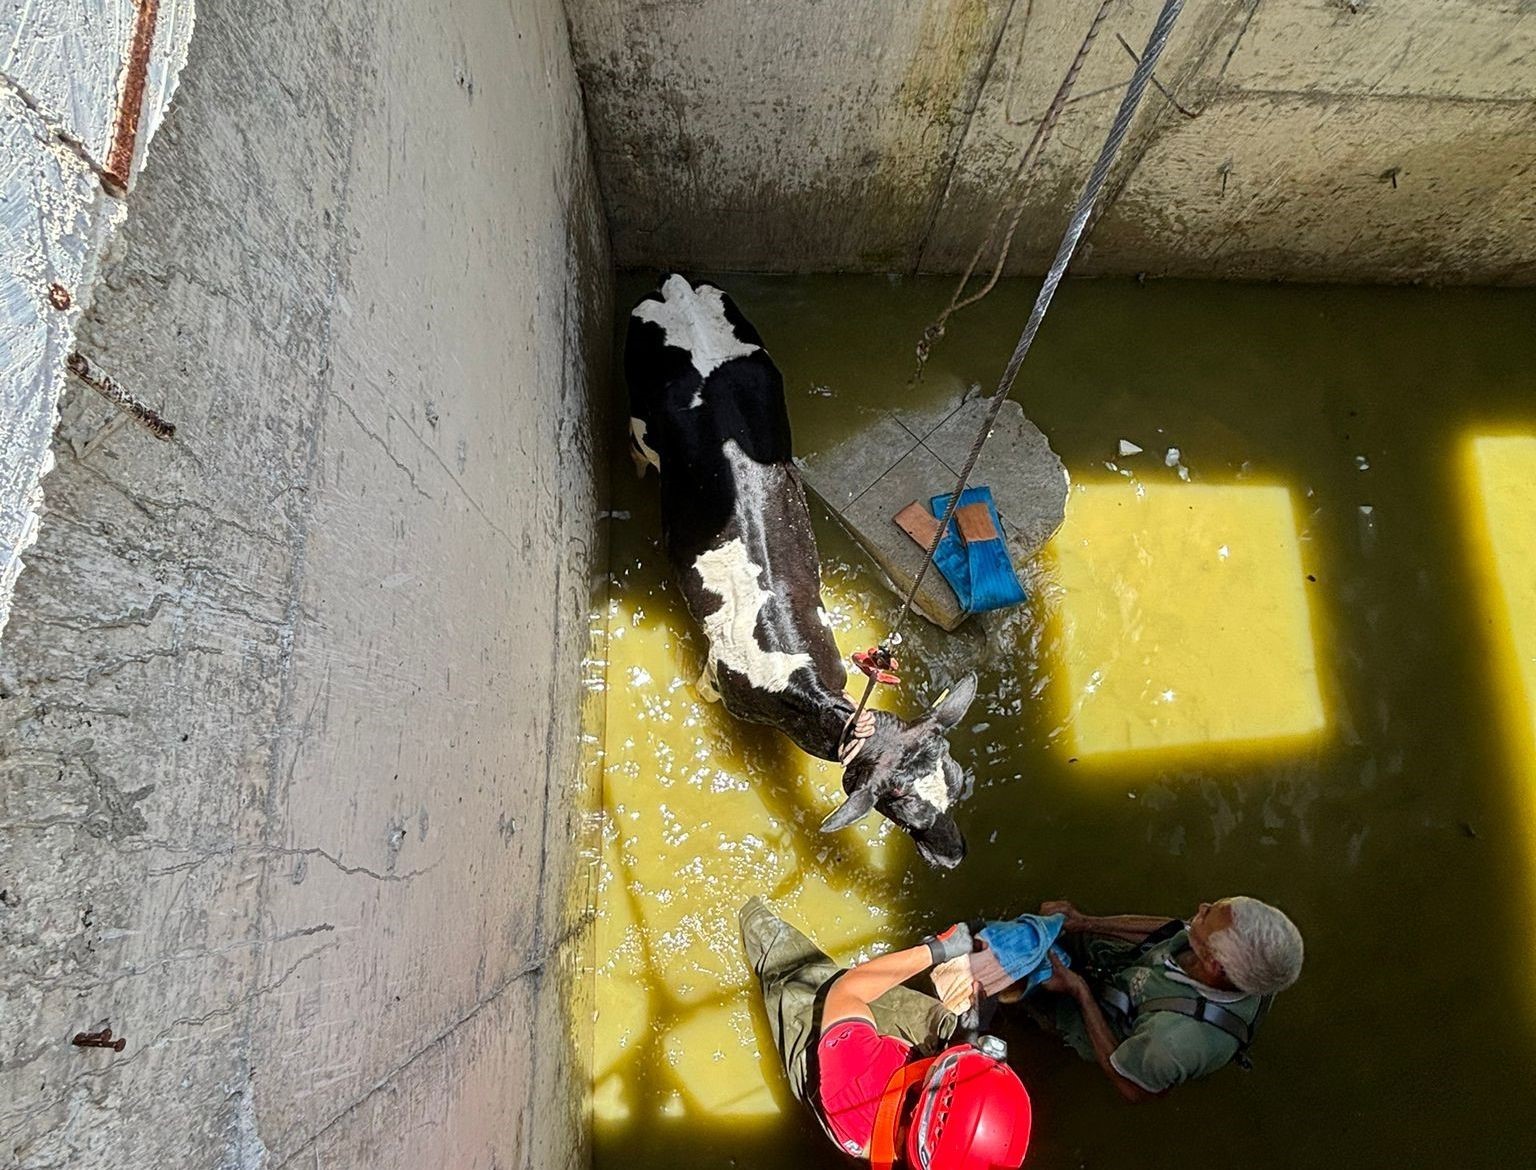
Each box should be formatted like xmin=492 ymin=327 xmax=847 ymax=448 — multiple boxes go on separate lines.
xmin=927 ymin=505 xmax=971 ymax=612
xmin=978 ymin=912 xmax=1070 ymax=991
xmin=925 ymin=486 xmax=1026 ymax=614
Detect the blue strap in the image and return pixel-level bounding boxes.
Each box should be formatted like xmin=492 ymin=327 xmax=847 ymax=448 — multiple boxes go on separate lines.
xmin=926 ymin=487 xmax=1025 ymax=614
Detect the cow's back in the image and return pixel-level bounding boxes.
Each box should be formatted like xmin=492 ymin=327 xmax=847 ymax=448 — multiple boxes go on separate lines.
xmin=626 ymin=275 xmax=792 ymax=560
xmin=626 ymin=275 xmax=849 ymax=750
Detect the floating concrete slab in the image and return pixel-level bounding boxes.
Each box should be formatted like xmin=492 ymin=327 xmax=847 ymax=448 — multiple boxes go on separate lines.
xmin=801 ymin=395 xmax=1068 ymax=631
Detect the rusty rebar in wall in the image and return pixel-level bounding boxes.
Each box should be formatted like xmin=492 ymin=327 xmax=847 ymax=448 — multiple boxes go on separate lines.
xmin=104 ymin=0 xmax=161 ymax=193
xmin=66 ymin=352 xmax=176 ymax=441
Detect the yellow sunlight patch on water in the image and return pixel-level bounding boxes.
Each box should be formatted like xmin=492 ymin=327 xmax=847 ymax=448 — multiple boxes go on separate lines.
xmin=1461 ymin=435 xmax=1536 ymax=913
xmin=1048 ymin=479 xmax=1326 ymax=761
xmin=592 ymin=568 xmax=905 ymax=1127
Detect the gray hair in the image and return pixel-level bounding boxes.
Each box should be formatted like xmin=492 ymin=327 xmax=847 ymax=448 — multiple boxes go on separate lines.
xmin=1208 ymin=897 xmax=1304 ymax=996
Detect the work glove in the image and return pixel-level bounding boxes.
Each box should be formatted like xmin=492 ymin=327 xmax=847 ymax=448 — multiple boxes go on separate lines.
xmin=923 ymin=922 xmax=976 ymax=966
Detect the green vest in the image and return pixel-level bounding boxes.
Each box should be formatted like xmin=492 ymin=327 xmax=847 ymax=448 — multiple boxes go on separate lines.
xmin=1057 ymin=929 xmax=1263 ymax=1093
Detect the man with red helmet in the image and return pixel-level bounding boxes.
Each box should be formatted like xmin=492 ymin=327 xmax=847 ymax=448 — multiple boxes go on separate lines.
xmin=741 ymin=896 xmax=1033 ymax=1168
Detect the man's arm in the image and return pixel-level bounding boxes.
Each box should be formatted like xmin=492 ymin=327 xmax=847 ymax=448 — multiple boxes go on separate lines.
xmin=1040 ymin=954 xmax=1162 ymax=1104
xmin=824 ymin=925 xmax=976 ymax=1026
xmin=1040 ymin=901 xmax=1176 ymax=943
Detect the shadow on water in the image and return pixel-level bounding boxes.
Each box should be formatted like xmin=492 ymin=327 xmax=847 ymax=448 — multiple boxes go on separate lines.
xmin=595 ymin=273 xmax=1536 ymax=1168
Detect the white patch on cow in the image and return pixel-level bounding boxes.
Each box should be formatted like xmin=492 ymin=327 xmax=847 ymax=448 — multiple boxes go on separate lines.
xmin=912 ymin=761 xmax=951 ymax=812
xmin=630 ymin=417 xmax=661 ymax=473
xmin=692 ymin=536 xmax=812 ymax=693
xmin=632 ymin=274 xmax=760 ymax=384
xmin=817 ymin=606 xmax=833 ymax=629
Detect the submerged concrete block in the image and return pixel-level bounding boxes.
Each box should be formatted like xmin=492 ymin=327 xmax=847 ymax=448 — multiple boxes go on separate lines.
xmin=841 ymin=441 xmax=965 ymax=628
xmin=797 ymin=409 xmax=921 ymax=510
xmin=801 ymin=395 xmax=1068 ymax=632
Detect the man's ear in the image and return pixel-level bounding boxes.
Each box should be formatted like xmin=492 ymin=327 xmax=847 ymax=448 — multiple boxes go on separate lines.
xmin=820 ymin=784 xmax=878 ymax=832
xmin=927 ymin=672 xmax=978 ymax=730
xmin=1207 ymin=955 xmax=1230 ymax=986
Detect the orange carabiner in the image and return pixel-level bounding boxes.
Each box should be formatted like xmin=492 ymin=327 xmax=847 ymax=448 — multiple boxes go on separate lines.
xmin=851 ymin=647 xmax=901 ymax=686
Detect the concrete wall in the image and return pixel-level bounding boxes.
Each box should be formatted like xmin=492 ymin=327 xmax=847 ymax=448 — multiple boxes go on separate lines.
xmin=568 ymin=0 xmax=1536 ymax=283
xmin=0 ymin=3 xmax=610 ymax=1169
xmin=2 ymin=0 xmax=194 ymax=635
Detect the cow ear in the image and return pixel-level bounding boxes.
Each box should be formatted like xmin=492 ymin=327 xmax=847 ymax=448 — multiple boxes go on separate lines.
xmin=820 ymin=785 xmax=878 ymax=833
xmin=927 ymin=673 xmax=978 ymax=730
xmin=910 ymin=813 xmax=967 ymax=869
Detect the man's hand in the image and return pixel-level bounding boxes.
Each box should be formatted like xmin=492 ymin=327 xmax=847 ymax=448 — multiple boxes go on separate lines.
xmin=1040 ymin=950 xmax=1088 ymax=998
xmin=838 ymin=708 xmax=876 ymax=764
xmin=931 ymin=955 xmax=979 ymax=1015
xmin=923 ymin=922 xmax=978 ymax=966
xmin=1040 ymin=900 xmax=1090 ymax=934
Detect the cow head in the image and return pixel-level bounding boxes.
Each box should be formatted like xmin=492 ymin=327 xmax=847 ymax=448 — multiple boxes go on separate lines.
xmin=819 ymin=673 xmax=979 ymax=869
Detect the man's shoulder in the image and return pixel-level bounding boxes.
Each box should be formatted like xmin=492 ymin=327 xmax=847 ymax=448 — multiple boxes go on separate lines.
xmin=818 ymin=1018 xmax=912 ymax=1063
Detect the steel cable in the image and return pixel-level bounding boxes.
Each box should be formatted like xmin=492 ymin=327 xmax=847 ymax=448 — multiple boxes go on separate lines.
xmin=845 ymin=0 xmax=1188 ymax=740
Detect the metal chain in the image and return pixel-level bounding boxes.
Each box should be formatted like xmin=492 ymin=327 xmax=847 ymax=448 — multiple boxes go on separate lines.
xmin=844 ymin=0 xmax=1188 ymax=741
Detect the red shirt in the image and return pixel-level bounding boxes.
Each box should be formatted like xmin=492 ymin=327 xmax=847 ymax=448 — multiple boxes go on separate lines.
xmin=816 ymin=1018 xmax=914 ymax=1156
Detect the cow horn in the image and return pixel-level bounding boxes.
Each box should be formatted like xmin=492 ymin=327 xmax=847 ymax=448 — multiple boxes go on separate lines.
xmin=820 ymin=785 xmax=877 ymax=832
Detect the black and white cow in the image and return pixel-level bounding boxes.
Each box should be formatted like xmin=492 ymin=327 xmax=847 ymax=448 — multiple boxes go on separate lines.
xmin=625 ymin=273 xmax=979 ymax=868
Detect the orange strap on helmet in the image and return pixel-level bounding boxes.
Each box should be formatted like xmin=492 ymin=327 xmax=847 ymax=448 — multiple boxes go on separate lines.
xmin=868 ymin=1056 xmax=937 ymax=1170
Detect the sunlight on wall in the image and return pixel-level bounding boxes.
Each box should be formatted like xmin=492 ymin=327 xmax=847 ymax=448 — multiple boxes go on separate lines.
xmin=1049 ymin=479 xmax=1325 ymax=761
xmin=592 ymin=564 xmax=905 ymax=1128
xmin=1461 ymin=435 xmax=1536 ymax=919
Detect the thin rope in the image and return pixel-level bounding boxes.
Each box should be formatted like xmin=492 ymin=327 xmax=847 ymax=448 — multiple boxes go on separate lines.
xmin=914 ymin=0 xmax=1115 ymax=381
xmin=847 ymin=0 xmax=1187 ymax=738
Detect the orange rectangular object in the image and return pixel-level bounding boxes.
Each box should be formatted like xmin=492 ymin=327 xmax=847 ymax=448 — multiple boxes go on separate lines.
xmin=955 ymin=502 xmax=998 ymax=544
xmin=893 ymin=500 xmax=941 ymax=548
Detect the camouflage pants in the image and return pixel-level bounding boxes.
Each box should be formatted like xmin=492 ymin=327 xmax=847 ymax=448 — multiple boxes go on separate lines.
xmin=738 ymin=896 xmax=957 ymax=1138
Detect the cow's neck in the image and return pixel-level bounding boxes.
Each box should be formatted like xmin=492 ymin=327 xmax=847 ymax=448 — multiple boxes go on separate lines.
xmin=797 ymin=680 xmax=858 ymax=761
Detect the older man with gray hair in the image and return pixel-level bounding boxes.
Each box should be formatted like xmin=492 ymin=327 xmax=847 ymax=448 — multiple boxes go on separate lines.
xmin=1003 ymin=896 xmax=1303 ymax=1102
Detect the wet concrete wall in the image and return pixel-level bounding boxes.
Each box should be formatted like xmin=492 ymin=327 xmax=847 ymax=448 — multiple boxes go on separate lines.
xmin=0 ymin=1 xmax=610 ymax=1167
xmin=568 ymin=0 xmax=1536 ymax=283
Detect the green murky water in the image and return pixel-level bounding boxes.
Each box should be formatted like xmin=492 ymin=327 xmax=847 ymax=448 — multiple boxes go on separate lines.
xmin=593 ymin=273 xmax=1536 ymax=1169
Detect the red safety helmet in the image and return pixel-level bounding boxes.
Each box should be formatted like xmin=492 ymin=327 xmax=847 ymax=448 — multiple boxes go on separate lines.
xmin=870 ymin=1039 xmax=1032 ymax=1170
